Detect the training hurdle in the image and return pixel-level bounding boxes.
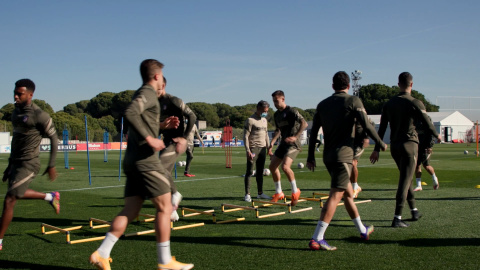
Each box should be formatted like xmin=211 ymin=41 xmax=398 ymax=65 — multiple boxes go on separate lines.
xmin=285 ymin=195 xmax=323 ymax=208
xmin=253 ymin=199 xmax=313 ymax=214
xmin=89 ymin=218 xmax=111 ymax=229
xmin=124 ymin=221 xmax=205 ymax=237
xmin=181 ymin=207 xmax=217 ymax=223
xmin=41 ymin=223 xmax=108 ymax=245
xmin=137 ymin=213 xmax=156 ymax=223
xmin=337 ymin=199 xmax=372 ymax=206
xmin=222 ymin=203 xmax=287 ymax=219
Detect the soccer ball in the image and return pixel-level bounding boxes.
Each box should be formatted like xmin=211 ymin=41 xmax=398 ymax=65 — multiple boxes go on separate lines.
xmin=178 ymin=161 xmax=184 ymax=167
xmin=464 ymin=150 xmax=469 ymax=155
xmin=263 ymin=168 xmax=271 ymax=176
xmin=297 ymin=162 xmax=305 ymax=169
xmin=182 ymin=161 xmax=187 ymax=166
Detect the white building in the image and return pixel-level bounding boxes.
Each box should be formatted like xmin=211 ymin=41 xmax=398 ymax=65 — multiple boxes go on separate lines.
xmin=369 ymin=111 xmax=473 ymax=143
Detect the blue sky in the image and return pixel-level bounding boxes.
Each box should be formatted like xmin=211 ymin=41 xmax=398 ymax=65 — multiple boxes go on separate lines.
xmin=1 ymin=1 xmax=479 ymax=119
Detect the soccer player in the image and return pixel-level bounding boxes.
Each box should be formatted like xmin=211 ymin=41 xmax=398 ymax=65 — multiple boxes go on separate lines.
xmin=243 ymin=100 xmax=271 ymax=202
xmin=89 ymin=59 xmax=193 ymax=270
xmin=268 ymin=90 xmax=308 ymax=206
xmin=351 ymin=118 xmax=376 ymax=198
xmin=370 ymin=72 xmax=441 ymax=228
xmin=184 ymin=120 xmax=204 ymax=177
xmin=158 ymin=76 xmax=194 ymax=221
xmin=307 ymin=71 xmax=386 ymax=250
xmin=0 ymin=79 xmax=60 ymax=251
xmin=413 ymin=115 xmax=439 ymax=191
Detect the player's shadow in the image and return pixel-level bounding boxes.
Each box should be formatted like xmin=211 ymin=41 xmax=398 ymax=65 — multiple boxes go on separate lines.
xmin=344 ymin=237 xmax=480 ymax=247
xmin=0 ymin=260 xmax=90 ymax=270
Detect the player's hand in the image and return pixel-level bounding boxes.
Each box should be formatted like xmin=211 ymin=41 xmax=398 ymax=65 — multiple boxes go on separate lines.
xmin=2 ymin=164 xmax=11 ymax=182
xmin=284 ymin=136 xmax=296 ymax=144
xmin=381 ymin=144 xmax=388 ymax=151
xmin=436 ymin=135 xmax=442 ymax=143
xmin=369 ymin=151 xmax=379 ymax=164
xmin=306 ymin=159 xmax=316 ymax=172
xmin=160 ymin=116 xmax=180 ymax=130
xmin=426 ymin=148 xmax=433 ymax=154
xmin=42 ymin=167 xmax=58 ymax=181
xmin=247 ymin=152 xmax=254 ymax=161
xmin=146 ymin=136 xmax=165 ymax=152
xmin=173 ymin=137 xmax=187 ymax=154
xmin=267 ymin=146 xmax=273 ymax=157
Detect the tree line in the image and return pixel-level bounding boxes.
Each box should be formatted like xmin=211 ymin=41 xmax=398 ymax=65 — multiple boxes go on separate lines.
xmin=0 ymin=84 xmax=438 ymax=142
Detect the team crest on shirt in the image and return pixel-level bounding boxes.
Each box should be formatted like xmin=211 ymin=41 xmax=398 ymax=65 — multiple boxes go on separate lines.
xmin=163 ymin=104 xmax=168 ymax=110
xmin=23 ymin=115 xmax=28 ymax=123
xmin=283 ymin=112 xmax=287 ymax=118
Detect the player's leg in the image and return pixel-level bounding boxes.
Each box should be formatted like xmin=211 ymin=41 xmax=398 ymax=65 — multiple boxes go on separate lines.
xmin=281 ymin=147 xmax=301 ymax=206
xmin=243 ymin=149 xmax=255 ymax=202
xmin=414 ymin=164 xmax=423 ymax=191
xmin=269 ymin=154 xmax=284 ymax=202
xmin=255 ymin=147 xmax=270 ymax=199
xmin=152 ymin=186 xmax=193 ymax=269
xmin=184 ymin=144 xmax=194 ymax=176
xmin=351 ymin=157 xmax=362 ymax=198
xmin=424 ymin=158 xmax=439 ymax=190
xmin=90 ymin=195 xmax=144 ymax=269
xmin=390 ymin=142 xmax=410 ymax=227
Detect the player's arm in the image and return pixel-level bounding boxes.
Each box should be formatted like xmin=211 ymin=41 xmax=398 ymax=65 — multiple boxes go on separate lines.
xmin=285 ymin=110 xmax=307 ymax=144
xmin=414 ymin=99 xmax=441 ymax=143
xmin=182 ymin=103 xmax=196 ymax=138
xmin=125 ymin=90 xmax=164 ymax=152
xmin=370 ymin=106 xmax=389 ymax=164
xmin=2 ymin=158 xmax=12 ymax=182
xmin=38 ymin=112 xmax=58 ymax=181
xmin=268 ymin=128 xmax=281 ymax=155
xmin=354 ymin=100 xmax=386 ymax=151
xmin=307 ymin=109 xmax=321 ymax=171
xmin=195 ymin=127 xmax=204 ymax=146
xmin=243 ymin=118 xmax=254 ymax=160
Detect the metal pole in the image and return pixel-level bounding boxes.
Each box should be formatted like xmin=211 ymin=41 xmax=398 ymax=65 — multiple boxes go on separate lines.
xmin=85 ymin=116 xmax=92 ymax=185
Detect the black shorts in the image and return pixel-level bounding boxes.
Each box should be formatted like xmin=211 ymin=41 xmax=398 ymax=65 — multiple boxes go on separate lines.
xmin=416 ymin=145 xmax=431 ymax=166
xmin=274 ymin=143 xmax=300 ymax=160
xmin=325 ymin=162 xmax=353 ymax=190
xmin=124 ymin=167 xmax=171 ymax=198
xmin=7 ymin=159 xmax=41 ymax=198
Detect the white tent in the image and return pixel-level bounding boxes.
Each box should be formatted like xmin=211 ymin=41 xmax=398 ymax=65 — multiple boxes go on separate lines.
xmin=369 ymin=111 xmax=473 ymax=143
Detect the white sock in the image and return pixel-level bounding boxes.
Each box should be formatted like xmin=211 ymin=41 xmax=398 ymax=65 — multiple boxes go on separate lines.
xmin=97 ymin=232 xmax=118 ymax=258
xmin=394 ymin=215 xmax=401 ymax=220
xmin=412 ymin=208 xmax=418 ymax=211
xmin=157 ymin=241 xmax=172 ymax=265
xmin=290 ymin=180 xmax=297 ymax=193
xmin=432 ymin=174 xmax=438 ymax=182
xmin=312 ymin=221 xmax=329 ymax=241
xmin=352 ymin=182 xmax=359 ymax=190
xmin=0 ymin=239 xmax=3 ymax=245
xmin=275 ymin=182 xmax=282 ymax=194
xmin=44 ymin=193 xmax=53 ymax=201
xmin=416 ymin=178 xmax=422 ymax=187
xmin=352 ymin=216 xmax=366 ymax=234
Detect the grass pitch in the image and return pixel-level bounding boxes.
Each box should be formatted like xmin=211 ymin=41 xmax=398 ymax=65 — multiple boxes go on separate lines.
xmin=0 ymin=143 xmax=479 ymax=269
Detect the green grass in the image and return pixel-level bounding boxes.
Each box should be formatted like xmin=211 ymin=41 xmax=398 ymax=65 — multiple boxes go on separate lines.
xmin=0 ymin=144 xmax=479 ymax=269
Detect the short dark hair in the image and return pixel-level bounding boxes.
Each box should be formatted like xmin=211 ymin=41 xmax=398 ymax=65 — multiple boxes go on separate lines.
xmin=271 ymin=90 xmax=284 ymax=98
xmin=398 ymin=72 xmax=413 ymax=88
xmin=163 ymin=76 xmax=167 ymax=86
xmin=257 ymin=100 xmax=269 ymax=108
xmin=332 ymin=71 xmax=350 ymax=91
xmin=15 ymin=79 xmax=36 ymax=93
xmin=140 ymin=59 xmax=164 ymax=83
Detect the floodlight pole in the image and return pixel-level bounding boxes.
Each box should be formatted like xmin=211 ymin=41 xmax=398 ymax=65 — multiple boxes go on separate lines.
xmin=352 ymin=70 xmax=362 ymax=97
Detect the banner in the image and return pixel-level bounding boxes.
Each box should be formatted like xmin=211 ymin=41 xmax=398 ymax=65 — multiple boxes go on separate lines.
xmin=40 ymin=144 xmax=78 ymax=152
xmin=0 ymin=144 xmax=11 ymax=153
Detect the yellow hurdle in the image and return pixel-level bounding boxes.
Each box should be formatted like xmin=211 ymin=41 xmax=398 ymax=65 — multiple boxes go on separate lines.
xmin=337 ymin=199 xmax=372 ymax=206
xmin=89 ymin=218 xmax=111 ymax=229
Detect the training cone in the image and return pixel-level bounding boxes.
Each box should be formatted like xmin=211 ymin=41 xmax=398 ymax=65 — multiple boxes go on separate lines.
xmin=70 ymin=167 xmax=74 ymax=170
xmin=475 ymin=185 xmax=480 ymax=189
xmin=421 ymin=182 xmax=427 ymax=186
